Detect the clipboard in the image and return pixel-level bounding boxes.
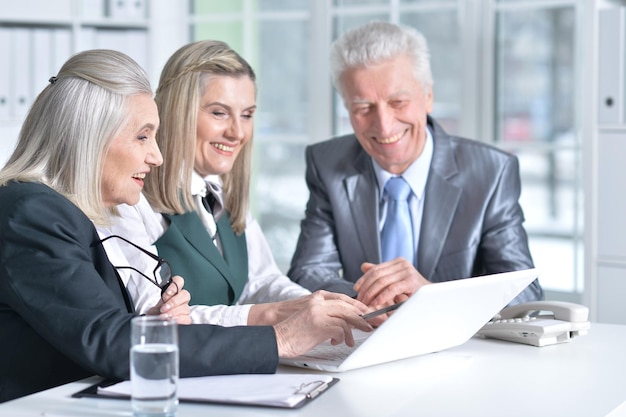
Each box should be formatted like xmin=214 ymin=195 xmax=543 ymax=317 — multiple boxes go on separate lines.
xmin=73 ymin=374 xmax=339 ymax=409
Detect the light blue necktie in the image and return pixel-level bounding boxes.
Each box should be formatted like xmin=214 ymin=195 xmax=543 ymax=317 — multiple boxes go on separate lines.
xmin=381 ymin=176 xmax=414 ymax=264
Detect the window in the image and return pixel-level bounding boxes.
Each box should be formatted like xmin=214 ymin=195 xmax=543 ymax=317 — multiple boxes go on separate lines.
xmin=493 ymin=1 xmax=583 ymax=299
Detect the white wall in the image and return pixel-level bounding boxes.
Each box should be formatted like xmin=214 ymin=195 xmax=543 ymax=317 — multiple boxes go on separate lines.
xmin=584 ymin=0 xmax=626 ymax=323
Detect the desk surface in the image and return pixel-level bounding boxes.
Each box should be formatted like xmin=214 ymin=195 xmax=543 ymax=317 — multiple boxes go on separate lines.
xmin=3 ymin=323 xmax=626 ymax=417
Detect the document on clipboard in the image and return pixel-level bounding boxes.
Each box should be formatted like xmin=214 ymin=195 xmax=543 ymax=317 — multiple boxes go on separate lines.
xmin=73 ymin=374 xmax=338 ymax=409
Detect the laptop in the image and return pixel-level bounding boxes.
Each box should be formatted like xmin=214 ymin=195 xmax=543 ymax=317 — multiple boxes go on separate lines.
xmin=280 ymin=268 xmax=539 ymax=372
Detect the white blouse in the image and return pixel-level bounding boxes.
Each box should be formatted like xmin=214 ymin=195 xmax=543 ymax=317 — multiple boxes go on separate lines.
xmin=98 ymin=175 xmax=310 ymax=326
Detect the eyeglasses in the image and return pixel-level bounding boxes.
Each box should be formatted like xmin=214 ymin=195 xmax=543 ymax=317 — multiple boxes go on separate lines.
xmin=96 ymin=234 xmax=174 ymax=296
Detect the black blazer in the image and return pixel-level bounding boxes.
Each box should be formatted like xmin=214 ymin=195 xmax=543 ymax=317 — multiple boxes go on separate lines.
xmin=0 ymin=182 xmax=278 ymax=403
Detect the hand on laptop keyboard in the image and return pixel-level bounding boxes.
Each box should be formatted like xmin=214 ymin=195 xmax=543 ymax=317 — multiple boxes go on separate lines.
xmin=272 ymin=291 xmax=373 ymax=358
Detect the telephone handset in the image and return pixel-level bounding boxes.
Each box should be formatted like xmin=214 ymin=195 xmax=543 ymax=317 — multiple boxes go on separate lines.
xmin=477 ymin=301 xmax=591 ymax=347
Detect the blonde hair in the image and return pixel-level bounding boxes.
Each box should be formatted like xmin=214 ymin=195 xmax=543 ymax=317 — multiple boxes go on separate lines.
xmin=145 ymin=40 xmax=256 ymax=234
xmin=0 ymin=49 xmax=152 ymax=225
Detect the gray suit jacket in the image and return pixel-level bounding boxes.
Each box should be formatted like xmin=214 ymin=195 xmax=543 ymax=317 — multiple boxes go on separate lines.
xmin=288 ymin=116 xmax=543 ymax=304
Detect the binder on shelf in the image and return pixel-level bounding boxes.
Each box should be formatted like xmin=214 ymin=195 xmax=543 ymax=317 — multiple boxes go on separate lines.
xmin=81 ymin=0 xmax=104 ymax=19
xmin=32 ymin=28 xmax=53 ymax=97
xmin=52 ymin=29 xmax=72 ymax=75
xmin=73 ymin=374 xmax=338 ymax=409
xmin=76 ymin=27 xmax=97 ymax=53
xmin=597 ymin=8 xmax=622 ymax=125
xmin=125 ymin=0 xmax=146 ymax=18
xmin=2 ymin=0 xmax=72 ymax=20
xmin=11 ymin=28 xmax=33 ymax=120
xmin=124 ymin=29 xmax=148 ymax=71
xmin=0 ymin=28 xmax=11 ymax=121
xmin=94 ymin=29 xmax=148 ymax=71
xmin=95 ymin=28 xmax=127 ymax=52
xmin=106 ymin=0 xmax=128 ymax=18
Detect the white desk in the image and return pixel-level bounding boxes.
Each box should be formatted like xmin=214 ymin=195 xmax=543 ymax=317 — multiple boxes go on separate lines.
xmin=3 ymin=323 xmax=626 ymax=417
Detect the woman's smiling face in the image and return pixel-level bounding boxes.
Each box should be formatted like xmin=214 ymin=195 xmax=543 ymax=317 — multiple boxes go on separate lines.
xmin=194 ymin=75 xmax=256 ymax=177
xmin=101 ymin=93 xmax=161 ymax=207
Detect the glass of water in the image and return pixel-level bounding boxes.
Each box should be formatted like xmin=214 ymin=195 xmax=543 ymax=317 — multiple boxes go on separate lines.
xmin=130 ymin=316 xmax=179 ymax=417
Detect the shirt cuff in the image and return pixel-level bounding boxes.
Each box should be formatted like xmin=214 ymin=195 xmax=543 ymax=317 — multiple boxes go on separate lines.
xmin=189 ymin=304 xmax=253 ymax=326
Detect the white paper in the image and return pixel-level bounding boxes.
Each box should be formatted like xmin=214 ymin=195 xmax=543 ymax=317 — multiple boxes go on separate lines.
xmin=98 ymin=373 xmax=334 ymax=408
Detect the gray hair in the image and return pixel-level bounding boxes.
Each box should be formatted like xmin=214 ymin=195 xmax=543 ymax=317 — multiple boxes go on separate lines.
xmin=329 ymin=21 xmax=433 ymax=98
xmin=0 ymin=49 xmax=152 ymax=224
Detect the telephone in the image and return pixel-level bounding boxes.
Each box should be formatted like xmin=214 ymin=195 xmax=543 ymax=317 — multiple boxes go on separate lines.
xmin=477 ymin=301 xmax=591 ymax=347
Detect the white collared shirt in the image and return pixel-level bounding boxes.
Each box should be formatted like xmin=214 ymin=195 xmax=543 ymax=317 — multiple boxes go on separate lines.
xmin=191 ymin=171 xmax=222 ymax=252
xmin=99 ymin=178 xmax=310 ymax=326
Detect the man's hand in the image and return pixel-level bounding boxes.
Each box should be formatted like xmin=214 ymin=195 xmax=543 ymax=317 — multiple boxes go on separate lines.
xmin=354 ymin=258 xmax=431 ymax=308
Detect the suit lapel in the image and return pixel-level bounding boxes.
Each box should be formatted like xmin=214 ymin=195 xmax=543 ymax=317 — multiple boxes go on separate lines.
xmin=113 ymin=269 xmax=135 ymax=313
xmin=166 ymin=213 xmax=233 ymax=282
xmin=214 ymin=213 xmax=248 ymax=301
xmin=344 ymin=146 xmax=380 ymax=263
xmin=418 ymin=118 xmax=462 ymax=278
xmin=90 ymin=235 xmax=135 ymax=313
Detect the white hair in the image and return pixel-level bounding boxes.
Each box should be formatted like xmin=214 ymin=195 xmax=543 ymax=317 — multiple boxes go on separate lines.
xmin=0 ymin=49 xmax=152 ymax=224
xmin=330 ymin=21 xmax=433 ymax=98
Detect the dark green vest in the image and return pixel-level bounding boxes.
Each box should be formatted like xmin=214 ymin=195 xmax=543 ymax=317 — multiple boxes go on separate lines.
xmin=156 ymin=211 xmax=248 ymax=306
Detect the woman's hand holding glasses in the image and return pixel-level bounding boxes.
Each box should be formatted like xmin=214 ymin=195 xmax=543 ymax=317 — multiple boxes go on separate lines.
xmin=146 ymin=275 xmax=192 ymax=324
xmin=95 ymin=234 xmax=191 ymax=324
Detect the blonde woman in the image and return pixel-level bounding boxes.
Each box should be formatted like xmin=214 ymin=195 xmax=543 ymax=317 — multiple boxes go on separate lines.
xmin=107 ymin=40 xmax=371 ymax=328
